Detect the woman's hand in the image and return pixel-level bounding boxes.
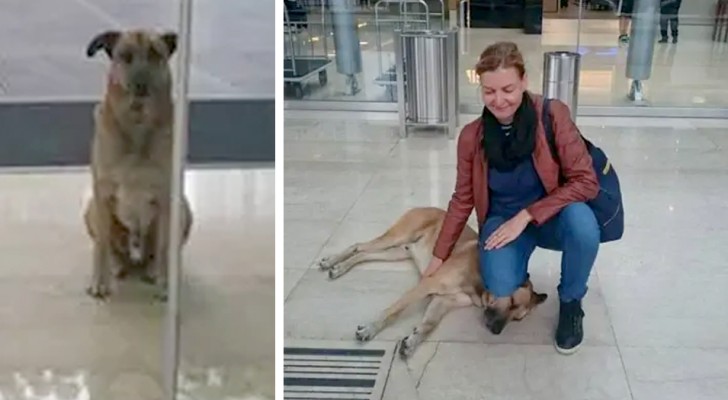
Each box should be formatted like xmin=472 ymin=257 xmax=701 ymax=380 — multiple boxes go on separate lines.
xmin=423 ymin=257 xmax=444 ymax=278
xmin=484 ymin=210 xmax=533 ymax=251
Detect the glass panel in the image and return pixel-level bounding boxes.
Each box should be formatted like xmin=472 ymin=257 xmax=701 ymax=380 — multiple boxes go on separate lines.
xmin=458 ymin=0 xmax=581 ymax=107
xmin=573 ymin=0 xmax=728 ymax=109
xmin=0 ymin=0 xmax=179 ymax=399
xmin=283 ymin=0 xmax=448 ymax=102
xmin=174 ymin=0 xmax=276 ymax=399
xmin=0 ymin=0 xmax=274 ymax=399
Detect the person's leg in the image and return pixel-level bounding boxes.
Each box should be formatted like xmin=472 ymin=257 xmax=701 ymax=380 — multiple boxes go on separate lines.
xmin=535 ymin=202 xmax=600 ymax=354
xmin=479 ymin=215 xmax=538 ymax=334
xmin=619 ymin=17 xmax=630 ymax=40
xmin=659 ymin=4 xmax=669 ymax=42
xmin=670 ymin=1 xmax=682 ymax=42
xmin=479 ymin=216 xmax=538 ymax=299
xmin=618 ymin=0 xmax=633 ymax=43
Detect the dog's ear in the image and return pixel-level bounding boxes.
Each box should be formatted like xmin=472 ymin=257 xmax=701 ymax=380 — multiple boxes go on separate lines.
xmin=160 ymin=32 xmax=178 ymax=56
xmin=87 ymin=31 xmax=121 ymax=58
xmin=534 ymin=292 xmax=548 ymax=305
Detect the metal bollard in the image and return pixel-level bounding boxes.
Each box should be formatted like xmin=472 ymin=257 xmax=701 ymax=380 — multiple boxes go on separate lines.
xmin=542 ymin=51 xmax=580 ymax=121
xmin=626 ymin=0 xmax=660 ymax=102
xmin=395 ymin=29 xmax=459 ymax=139
xmin=330 ymin=0 xmax=363 ymax=95
xmin=714 ymin=0 xmax=728 ymax=42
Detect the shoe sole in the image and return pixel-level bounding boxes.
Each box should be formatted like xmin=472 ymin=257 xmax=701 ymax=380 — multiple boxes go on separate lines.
xmin=554 ymin=341 xmax=582 ymax=355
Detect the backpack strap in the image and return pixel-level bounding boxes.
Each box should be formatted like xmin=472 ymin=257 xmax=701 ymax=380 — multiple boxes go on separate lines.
xmin=541 ymin=97 xmax=560 ymax=164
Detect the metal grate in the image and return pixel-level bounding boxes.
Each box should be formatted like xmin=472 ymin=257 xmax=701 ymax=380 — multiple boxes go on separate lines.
xmin=284 ymin=340 xmax=395 ymax=400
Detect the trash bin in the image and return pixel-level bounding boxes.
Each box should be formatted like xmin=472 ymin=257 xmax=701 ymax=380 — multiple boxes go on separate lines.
xmin=394 ymin=28 xmax=459 ymax=138
xmin=542 ymin=51 xmax=580 ymax=120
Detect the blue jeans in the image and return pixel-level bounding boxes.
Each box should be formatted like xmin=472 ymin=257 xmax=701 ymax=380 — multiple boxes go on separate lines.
xmin=479 ymin=202 xmax=600 ymax=302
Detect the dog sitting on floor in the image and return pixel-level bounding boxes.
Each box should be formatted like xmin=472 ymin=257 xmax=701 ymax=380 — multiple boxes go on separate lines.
xmin=85 ymin=28 xmax=188 ymax=299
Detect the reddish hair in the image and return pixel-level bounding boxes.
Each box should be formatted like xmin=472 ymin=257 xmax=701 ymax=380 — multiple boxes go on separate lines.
xmin=475 ymin=41 xmax=526 ymax=78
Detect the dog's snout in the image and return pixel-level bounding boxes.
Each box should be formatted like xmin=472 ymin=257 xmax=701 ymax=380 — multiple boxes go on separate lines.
xmin=484 ymin=308 xmax=507 ymax=335
xmin=133 ymin=82 xmax=149 ymax=97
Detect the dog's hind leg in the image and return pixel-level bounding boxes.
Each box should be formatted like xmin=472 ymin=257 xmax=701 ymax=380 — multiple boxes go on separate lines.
xmin=355 ymin=278 xmax=438 ymax=342
xmin=398 ymin=293 xmax=472 ymax=358
xmin=328 ymin=246 xmax=410 ymax=280
xmin=319 ymin=224 xmax=418 ymax=271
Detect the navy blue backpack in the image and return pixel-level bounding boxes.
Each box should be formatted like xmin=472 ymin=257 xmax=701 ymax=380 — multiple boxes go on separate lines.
xmin=541 ymin=98 xmax=625 ymax=243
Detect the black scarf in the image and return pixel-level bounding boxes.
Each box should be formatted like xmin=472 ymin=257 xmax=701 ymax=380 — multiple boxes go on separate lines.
xmin=481 ymin=91 xmax=538 ymax=172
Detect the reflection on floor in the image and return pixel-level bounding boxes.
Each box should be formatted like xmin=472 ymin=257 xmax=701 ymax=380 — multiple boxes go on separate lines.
xmin=286 ymin=16 xmax=728 ymax=108
xmin=0 ymin=166 xmax=274 ymax=400
xmin=284 ymin=114 xmax=728 ymax=399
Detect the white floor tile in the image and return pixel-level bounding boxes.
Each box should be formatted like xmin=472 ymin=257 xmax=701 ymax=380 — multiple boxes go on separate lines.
xmin=285 ymin=114 xmax=728 ymax=399
xmin=0 ymin=167 xmax=274 ymax=398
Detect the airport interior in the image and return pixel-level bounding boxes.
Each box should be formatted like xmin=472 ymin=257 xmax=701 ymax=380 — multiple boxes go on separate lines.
xmin=284 ymin=0 xmax=728 ymax=399
xmin=0 ymin=0 xmax=274 ymax=399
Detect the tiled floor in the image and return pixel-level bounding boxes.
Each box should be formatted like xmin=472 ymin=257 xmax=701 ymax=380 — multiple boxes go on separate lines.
xmin=0 ymin=166 xmax=274 ymax=400
xmin=286 ymin=14 xmax=728 ymax=108
xmin=0 ymin=0 xmax=273 ymax=98
xmin=284 ymin=114 xmax=728 ymax=399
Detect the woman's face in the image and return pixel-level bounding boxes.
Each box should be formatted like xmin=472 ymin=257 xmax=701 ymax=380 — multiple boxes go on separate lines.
xmin=479 ymin=67 xmax=527 ymax=123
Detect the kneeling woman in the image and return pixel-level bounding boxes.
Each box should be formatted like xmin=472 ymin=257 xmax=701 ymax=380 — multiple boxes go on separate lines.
xmin=424 ymin=42 xmax=600 ymax=355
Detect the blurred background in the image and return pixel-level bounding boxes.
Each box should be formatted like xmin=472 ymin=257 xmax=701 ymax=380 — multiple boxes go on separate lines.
xmin=283 ymin=0 xmax=728 ymax=117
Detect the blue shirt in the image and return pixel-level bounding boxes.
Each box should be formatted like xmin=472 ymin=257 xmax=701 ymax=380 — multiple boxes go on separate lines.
xmin=487 ymin=124 xmax=546 ymax=219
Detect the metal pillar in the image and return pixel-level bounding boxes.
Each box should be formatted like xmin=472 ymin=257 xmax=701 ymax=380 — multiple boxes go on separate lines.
xmin=542 ymin=51 xmax=581 ymax=121
xmin=164 ymin=0 xmax=192 ymax=398
xmin=330 ymin=0 xmax=363 ymax=95
xmin=626 ymin=0 xmax=660 ymax=102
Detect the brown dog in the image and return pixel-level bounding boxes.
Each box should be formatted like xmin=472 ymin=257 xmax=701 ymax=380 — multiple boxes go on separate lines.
xmin=85 ymin=29 xmax=180 ymax=300
xmin=317 ymin=207 xmax=547 ymax=358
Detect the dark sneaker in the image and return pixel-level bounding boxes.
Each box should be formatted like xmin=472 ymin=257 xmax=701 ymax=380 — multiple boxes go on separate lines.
xmin=658 ymin=37 xmax=668 ymax=43
xmin=618 ymin=34 xmax=629 ymax=44
xmin=555 ymin=300 xmax=584 ymax=355
xmin=672 ymin=36 xmax=678 ymax=43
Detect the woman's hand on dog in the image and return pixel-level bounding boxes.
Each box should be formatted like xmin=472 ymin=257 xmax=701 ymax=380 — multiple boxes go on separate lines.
xmin=423 ymin=257 xmax=443 ymax=278
xmin=484 ymin=209 xmax=533 ymax=251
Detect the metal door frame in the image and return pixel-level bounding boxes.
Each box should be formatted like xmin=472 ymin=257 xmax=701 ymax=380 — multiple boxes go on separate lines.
xmin=164 ymin=0 xmax=193 ymax=398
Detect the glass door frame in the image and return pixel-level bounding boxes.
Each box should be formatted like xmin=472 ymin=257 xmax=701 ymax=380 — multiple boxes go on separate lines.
xmin=164 ymin=0 xmax=194 ymax=398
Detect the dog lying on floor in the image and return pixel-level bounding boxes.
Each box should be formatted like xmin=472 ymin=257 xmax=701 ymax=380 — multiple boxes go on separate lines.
xmin=83 ymin=161 xmax=193 ymax=292
xmin=317 ymin=206 xmax=547 ymax=358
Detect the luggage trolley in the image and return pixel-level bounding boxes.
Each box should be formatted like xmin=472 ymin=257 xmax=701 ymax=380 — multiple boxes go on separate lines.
xmin=284 ymin=0 xmax=334 ymax=99
xmin=373 ymin=0 xmax=445 ymax=101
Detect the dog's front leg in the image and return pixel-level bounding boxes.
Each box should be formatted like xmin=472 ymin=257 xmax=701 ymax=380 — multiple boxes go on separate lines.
xmin=398 ymin=293 xmax=471 ymax=358
xmin=355 ymin=278 xmax=438 ymax=342
xmin=88 ymin=197 xmax=113 ymax=299
xmin=152 ymin=205 xmax=170 ymax=301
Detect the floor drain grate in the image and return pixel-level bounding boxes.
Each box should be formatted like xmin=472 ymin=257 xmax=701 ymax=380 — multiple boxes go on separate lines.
xmin=284 ymin=340 xmax=395 ymax=400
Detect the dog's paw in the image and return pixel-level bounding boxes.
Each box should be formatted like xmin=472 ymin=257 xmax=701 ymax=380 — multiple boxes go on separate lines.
xmin=86 ymin=283 xmax=111 ymax=300
xmin=355 ymin=324 xmax=378 ymax=342
xmin=328 ymin=266 xmax=346 ymax=280
xmin=318 ymin=257 xmax=335 ymax=271
xmin=398 ymin=330 xmax=421 ymax=358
